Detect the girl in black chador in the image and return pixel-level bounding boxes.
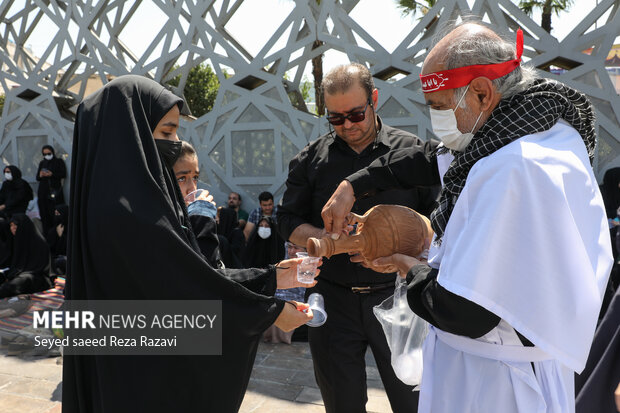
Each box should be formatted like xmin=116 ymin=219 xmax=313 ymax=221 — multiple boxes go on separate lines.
xmin=0 ymin=214 xmax=52 ymax=298
xmin=62 ymin=75 xmax=317 ymax=413
xmin=36 ymin=145 xmax=67 ymax=234
xmin=0 ymin=165 xmax=33 ymax=218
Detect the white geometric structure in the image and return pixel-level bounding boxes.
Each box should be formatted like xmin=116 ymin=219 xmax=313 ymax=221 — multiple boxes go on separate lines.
xmin=1 ymin=0 xmax=619 ymax=209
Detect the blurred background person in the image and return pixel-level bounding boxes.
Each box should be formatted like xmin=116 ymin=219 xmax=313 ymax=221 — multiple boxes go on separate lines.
xmin=45 ymin=204 xmax=68 ymax=276
xmin=244 ymin=191 xmax=277 ymax=240
xmin=216 ymin=206 xmax=245 ymax=269
xmin=36 ymin=145 xmax=67 ymax=234
xmin=227 ymin=192 xmax=248 ymax=229
xmin=0 ymin=165 xmax=33 ymax=220
xmin=0 ymin=214 xmax=52 ymax=298
xmin=243 ymin=216 xmax=284 ymax=268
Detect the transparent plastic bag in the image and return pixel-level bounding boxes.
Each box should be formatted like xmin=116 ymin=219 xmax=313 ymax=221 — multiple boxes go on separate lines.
xmin=373 ymin=277 xmax=428 ymax=386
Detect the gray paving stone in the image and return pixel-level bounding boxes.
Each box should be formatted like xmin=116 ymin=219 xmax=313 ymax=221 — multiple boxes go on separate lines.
xmin=262 ymin=354 xmax=315 ymax=371
xmin=246 ymin=378 xmax=303 ymax=401
xmin=0 ymin=377 xmax=59 ymax=401
xmin=0 ymin=393 xmax=58 ymax=413
xmin=250 ymin=365 xmax=297 ymax=384
xmin=294 ymin=386 xmax=324 ymax=405
xmin=255 ymin=397 xmax=327 ymax=412
xmin=0 ymin=339 xmax=393 ymax=412
xmin=366 ymin=365 xmax=382 ymax=381
xmin=288 ymin=369 xmax=318 ymax=387
xmin=0 ymin=356 xmax=62 ymax=382
xmin=367 ymin=394 xmax=394 ymax=413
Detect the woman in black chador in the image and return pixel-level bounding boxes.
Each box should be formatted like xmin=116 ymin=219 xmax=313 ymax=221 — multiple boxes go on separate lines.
xmin=0 ymin=165 xmax=33 ymax=218
xmin=0 ymin=214 xmax=52 ymax=298
xmin=62 ymin=75 xmax=316 ymax=413
xmin=243 ymin=216 xmax=285 ymax=269
xmin=36 ymin=145 xmax=67 ymax=234
xmin=217 ymin=207 xmax=246 ymax=268
xmin=45 ymin=204 xmax=68 ymax=275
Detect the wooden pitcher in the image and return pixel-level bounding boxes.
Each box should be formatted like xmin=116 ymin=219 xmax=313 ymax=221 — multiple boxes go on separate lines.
xmin=306 ymin=204 xmax=433 ymax=260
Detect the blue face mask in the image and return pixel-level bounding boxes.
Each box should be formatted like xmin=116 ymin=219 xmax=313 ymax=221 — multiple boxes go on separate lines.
xmin=257 ymin=227 xmax=271 ymax=239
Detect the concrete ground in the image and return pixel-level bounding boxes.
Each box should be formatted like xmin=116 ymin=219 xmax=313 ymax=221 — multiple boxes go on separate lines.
xmin=0 ymin=340 xmax=393 ymax=413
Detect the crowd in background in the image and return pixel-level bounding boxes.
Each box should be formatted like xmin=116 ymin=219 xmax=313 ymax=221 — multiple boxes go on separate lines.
xmin=0 ymin=145 xmax=67 ymax=299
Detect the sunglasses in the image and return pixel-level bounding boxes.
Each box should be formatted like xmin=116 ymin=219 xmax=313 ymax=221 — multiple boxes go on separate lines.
xmin=326 ymin=100 xmax=371 ymax=126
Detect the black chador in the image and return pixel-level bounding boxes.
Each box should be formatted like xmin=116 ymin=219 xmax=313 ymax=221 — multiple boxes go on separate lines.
xmin=36 ymin=145 xmax=67 ymax=233
xmin=62 ymin=75 xmax=285 ymax=413
xmin=0 ymin=214 xmax=52 ymax=298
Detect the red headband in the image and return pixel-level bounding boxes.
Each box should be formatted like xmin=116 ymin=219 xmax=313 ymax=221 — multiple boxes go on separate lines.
xmin=420 ymin=28 xmax=523 ymax=93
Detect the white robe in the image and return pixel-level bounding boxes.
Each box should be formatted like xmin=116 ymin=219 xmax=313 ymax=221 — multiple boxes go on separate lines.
xmin=420 ymin=120 xmax=613 ymax=413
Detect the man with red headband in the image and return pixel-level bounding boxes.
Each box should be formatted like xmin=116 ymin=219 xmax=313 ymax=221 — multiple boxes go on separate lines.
xmin=321 ymin=22 xmax=612 ymax=412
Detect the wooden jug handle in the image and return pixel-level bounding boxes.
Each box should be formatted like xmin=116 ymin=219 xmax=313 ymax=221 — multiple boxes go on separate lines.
xmin=347 ymin=212 xmax=367 ymax=225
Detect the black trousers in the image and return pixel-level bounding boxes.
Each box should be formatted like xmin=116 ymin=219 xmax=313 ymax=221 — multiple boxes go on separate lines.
xmin=307 ymin=279 xmax=419 ymax=413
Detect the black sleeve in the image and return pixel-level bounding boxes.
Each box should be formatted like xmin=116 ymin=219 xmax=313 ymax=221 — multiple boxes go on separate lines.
xmin=277 ymin=148 xmax=313 ymax=241
xmin=218 ymin=265 xmax=278 ymax=297
xmin=52 ymin=158 xmax=67 ymax=179
xmin=347 ymin=140 xmax=441 ymax=200
xmin=414 ymin=186 xmax=440 ymax=218
xmin=189 ymin=215 xmax=220 ymax=268
xmin=36 ymin=161 xmax=43 ymax=182
xmin=405 ymin=264 xmax=500 ymax=338
xmin=0 ymin=184 xmax=6 ymax=205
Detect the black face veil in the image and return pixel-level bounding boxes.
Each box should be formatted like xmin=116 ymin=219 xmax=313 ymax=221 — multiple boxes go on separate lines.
xmin=63 ymin=75 xmax=282 ymax=412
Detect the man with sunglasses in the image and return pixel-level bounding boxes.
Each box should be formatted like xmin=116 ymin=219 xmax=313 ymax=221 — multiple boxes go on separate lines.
xmin=277 ymin=62 xmax=439 ymax=413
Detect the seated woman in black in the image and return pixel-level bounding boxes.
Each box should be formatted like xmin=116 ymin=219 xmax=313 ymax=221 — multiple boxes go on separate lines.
xmin=0 ymin=214 xmax=52 ymax=298
xmin=45 ymin=204 xmax=68 ymax=275
xmin=0 ymin=165 xmax=33 ymax=219
xmin=243 ymin=216 xmax=285 ymax=269
xmin=63 ymin=75 xmax=316 ymax=413
xmin=217 ymin=206 xmax=245 ymax=268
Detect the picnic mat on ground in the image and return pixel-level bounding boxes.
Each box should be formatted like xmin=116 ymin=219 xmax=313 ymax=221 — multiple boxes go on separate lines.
xmin=0 ymin=277 xmax=65 ymax=336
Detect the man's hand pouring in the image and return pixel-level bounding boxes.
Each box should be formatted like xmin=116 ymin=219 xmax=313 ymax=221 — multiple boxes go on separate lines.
xmin=321 ymin=180 xmax=356 ymax=240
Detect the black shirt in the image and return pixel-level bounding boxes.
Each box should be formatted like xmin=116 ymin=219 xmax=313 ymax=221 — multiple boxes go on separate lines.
xmin=277 ymin=118 xmax=440 ymax=287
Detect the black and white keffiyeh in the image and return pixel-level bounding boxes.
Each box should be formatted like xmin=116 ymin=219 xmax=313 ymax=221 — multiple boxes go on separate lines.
xmin=430 ymin=78 xmax=597 ymax=244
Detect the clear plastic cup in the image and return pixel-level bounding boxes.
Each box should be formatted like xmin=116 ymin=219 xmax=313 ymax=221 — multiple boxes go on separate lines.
xmin=184 ymin=189 xmax=205 ymax=205
xmin=296 ymin=252 xmax=319 ymax=284
xmin=306 ymin=293 xmax=327 ymax=327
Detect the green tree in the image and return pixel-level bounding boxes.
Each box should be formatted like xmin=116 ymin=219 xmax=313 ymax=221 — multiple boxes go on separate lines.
xmin=312 ymin=38 xmax=325 ymax=116
xmin=0 ymin=95 xmax=4 ymax=117
xmin=300 ymin=76 xmax=313 ymax=103
xmin=395 ymin=0 xmax=437 ymax=17
xmin=167 ymin=63 xmax=220 ymax=118
xmin=519 ymin=0 xmax=573 ymax=33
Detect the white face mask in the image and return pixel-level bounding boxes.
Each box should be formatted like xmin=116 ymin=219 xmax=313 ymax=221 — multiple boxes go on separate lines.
xmin=429 ymin=84 xmax=483 ymax=152
xmin=44 ymin=154 xmax=53 ymax=161
xmin=4 ymin=172 xmax=12 ymax=181
xmin=257 ymin=227 xmax=271 ymax=239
